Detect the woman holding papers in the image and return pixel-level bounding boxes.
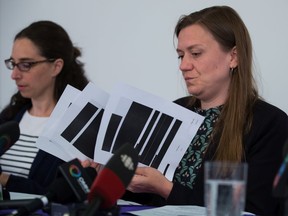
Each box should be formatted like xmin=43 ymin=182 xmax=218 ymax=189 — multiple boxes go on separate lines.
xmin=125 ymin=5 xmax=288 ymax=216
xmin=0 ymin=20 xmax=89 ymax=195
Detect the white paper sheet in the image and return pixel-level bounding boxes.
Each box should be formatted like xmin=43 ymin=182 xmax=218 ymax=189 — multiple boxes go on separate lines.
xmin=49 ymin=82 xmax=109 ymax=161
xmin=94 ymin=82 xmax=204 ymax=180
xmin=35 ymin=84 xmax=81 ymax=161
xmin=36 ymin=82 xmax=204 ymax=181
xmin=125 ymin=205 xmax=255 ymax=216
xmin=36 ymin=82 xmax=109 ymax=161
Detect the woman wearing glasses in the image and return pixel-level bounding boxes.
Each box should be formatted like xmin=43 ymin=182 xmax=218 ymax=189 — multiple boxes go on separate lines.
xmin=0 ymin=20 xmax=89 ymax=195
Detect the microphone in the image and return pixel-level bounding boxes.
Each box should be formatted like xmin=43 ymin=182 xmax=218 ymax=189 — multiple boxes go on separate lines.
xmin=10 ymin=158 xmax=97 ymax=216
xmin=273 ymin=136 xmax=288 ymax=197
xmin=84 ymin=142 xmax=138 ymax=216
xmin=0 ymin=121 xmax=20 ymax=156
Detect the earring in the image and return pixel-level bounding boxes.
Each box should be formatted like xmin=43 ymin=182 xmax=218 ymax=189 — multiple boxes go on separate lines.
xmin=230 ymin=67 xmax=235 ymax=74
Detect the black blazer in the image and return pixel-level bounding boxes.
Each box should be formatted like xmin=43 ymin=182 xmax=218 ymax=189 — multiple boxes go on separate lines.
xmin=123 ymin=98 xmax=288 ymax=216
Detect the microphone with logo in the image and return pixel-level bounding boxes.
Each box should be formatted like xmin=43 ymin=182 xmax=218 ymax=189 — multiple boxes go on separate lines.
xmin=10 ymin=158 xmax=97 ymax=216
xmin=83 ymin=142 xmax=138 ymax=216
xmin=0 ymin=121 xmax=20 ymax=156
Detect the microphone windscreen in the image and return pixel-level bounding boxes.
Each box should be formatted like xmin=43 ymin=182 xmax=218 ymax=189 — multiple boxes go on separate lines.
xmin=105 ymin=142 xmax=138 ymax=187
xmin=49 ymin=167 xmax=97 ymax=204
xmin=88 ymin=143 xmax=138 ymax=208
xmin=88 ymin=168 xmax=125 ymax=208
xmin=0 ymin=121 xmax=20 ymax=156
xmin=55 ymin=160 xmax=97 ymax=203
xmin=9 ymin=160 xmax=97 ymax=216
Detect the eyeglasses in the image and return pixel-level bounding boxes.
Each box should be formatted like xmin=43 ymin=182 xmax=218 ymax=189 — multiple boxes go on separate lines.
xmin=4 ymin=58 xmax=55 ymax=72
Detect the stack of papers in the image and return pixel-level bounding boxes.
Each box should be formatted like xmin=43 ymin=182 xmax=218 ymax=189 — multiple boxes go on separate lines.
xmin=36 ymin=82 xmax=204 ymax=180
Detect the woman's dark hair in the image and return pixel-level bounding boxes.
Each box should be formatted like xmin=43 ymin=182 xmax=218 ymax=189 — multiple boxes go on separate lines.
xmin=0 ymin=20 xmax=89 ymax=122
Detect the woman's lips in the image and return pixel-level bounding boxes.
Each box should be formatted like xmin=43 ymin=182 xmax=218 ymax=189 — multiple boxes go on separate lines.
xmin=184 ymin=77 xmax=196 ymax=81
xmin=17 ymin=84 xmax=26 ymax=91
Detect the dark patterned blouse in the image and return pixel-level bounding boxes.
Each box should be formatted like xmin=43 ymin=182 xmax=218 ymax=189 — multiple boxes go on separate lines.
xmin=173 ymin=105 xmax=222 ymax=189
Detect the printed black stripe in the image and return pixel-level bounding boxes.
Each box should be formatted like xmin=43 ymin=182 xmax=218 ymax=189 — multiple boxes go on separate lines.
xmin=112 ymin=101 xmax=152 ymax=153
xmin=73 ymin=109 xmax=104 ymax=158
xmin=102 ymin=114 xmax=122 ymax=152
xmin=61 ymin=102 xmax=98 ymax=142
xmin=140 ymin=113 xmax=173 ymax=165
xmin=150 ymin=119 xmax=182 ymax=168
xmin=135 ymin=110 xmax=160 ymax=154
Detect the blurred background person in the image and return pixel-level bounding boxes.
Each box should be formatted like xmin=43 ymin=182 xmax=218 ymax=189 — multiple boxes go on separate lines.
xmin=0 ymin=20 xmax=89 ymax=195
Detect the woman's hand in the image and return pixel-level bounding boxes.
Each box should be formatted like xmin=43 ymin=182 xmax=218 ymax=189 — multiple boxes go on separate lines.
xmin=81 ymin=159 xmax=102 ymax=172
xmin=127 ymin=166 xmax=173 ymax=199
xmin=0 ymin=172 xmax=10 ymax=187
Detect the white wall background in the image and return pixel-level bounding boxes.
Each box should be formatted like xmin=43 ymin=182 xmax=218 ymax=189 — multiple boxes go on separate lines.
xmin=1 ymin=0 xmax=287 ymax=114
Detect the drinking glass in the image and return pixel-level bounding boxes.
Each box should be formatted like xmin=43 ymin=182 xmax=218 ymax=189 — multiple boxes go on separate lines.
xmin=204 ymin=161 xmax=248 ymax=216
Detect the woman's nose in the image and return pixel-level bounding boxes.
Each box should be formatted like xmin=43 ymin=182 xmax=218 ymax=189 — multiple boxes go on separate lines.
xmin=179 ymin=56 xmax=193 ymax=72
xmin=11 ymin=68 xmax=22 ymax=80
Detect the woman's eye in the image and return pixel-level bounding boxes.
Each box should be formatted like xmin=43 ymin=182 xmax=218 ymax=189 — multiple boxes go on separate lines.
xmin=21 ymin=62 xmax=32 ymax=68
xmin=22 ymin=63 xmax=30 ymax=66
xmin=191 ymin=52 xmax=201 ymax=57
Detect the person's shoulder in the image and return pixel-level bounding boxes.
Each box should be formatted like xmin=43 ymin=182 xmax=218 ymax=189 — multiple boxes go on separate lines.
xmin=253 ymin=99 xmax=287 ymax=118
xmin=173 ymin=96 xmax=191 ymax=106
xmin=252 ymin=99 xmax=288 ymax=130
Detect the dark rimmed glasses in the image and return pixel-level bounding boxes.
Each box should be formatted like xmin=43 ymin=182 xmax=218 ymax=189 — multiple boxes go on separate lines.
xmin=4 ymin=58 xmax=56 ymax=72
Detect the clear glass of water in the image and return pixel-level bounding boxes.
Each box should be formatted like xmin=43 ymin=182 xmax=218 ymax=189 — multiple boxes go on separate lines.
xmin=204 ymin=161 xmax=248 ymax=216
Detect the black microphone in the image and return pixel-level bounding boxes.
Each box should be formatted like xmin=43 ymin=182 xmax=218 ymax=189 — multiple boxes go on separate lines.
xmin=273 ymin=136 xmax=288 ymax=197
xmin=84 ymin=143 xmax=138 ymax=216
xmin=0 ymin=121 xmax=20 ymax=156
xmin=10 ymin=158 xmax=97 ymax=216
